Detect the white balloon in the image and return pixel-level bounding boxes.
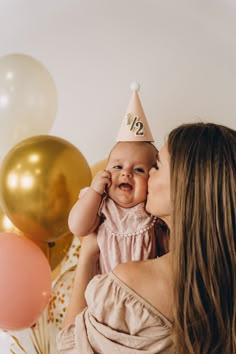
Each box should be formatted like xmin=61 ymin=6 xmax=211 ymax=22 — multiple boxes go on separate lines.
xmin=0 ymin=53 xmax=57 ymax=161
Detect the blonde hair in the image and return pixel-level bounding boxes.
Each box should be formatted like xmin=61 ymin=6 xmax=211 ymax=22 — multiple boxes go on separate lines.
xmin=168 ymin=123 xmax=236 ymax=354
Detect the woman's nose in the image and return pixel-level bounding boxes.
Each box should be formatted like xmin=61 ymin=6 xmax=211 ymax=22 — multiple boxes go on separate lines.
xmin=149 ymin=167 xmax=154 ymax=176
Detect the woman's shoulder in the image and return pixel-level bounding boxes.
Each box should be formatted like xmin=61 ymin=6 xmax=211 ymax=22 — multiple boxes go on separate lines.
xmin=113 ymin=254 xmax=172 ymax=288
xmin=113 ymin=254 xmax=173 ymax=322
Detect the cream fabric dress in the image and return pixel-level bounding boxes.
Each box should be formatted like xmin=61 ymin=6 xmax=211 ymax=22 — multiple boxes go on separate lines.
xmin=56 ymin=272 xmax=175 ymax=354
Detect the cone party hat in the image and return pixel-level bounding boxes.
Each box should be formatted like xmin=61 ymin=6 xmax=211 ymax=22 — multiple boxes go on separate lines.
xmin=116 ymin=82 xmax=154 ymax=142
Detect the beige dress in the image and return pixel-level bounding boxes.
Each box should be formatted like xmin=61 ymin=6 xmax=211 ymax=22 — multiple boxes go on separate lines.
xmin=56 ymin=272 xmax=175 ymax=354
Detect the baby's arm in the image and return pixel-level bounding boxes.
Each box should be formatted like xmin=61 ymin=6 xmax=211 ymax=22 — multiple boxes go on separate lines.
xmin=68 ymin=169 xmax=111 ymax=236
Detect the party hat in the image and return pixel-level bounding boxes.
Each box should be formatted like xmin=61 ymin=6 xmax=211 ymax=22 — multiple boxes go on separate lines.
xmin=116 ymin=82 xmax=154 ymax=142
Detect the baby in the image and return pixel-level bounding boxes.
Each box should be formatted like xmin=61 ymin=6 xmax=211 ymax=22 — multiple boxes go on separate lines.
xmin=68 ymin=83 xmax=168 ymax=273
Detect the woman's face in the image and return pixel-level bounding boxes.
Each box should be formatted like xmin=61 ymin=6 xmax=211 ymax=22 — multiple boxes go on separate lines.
xmin=146 ymin=144 xmax=171 ymax=226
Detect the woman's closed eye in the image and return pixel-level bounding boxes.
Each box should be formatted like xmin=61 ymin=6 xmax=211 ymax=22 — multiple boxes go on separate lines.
xmin=152 ymin=162 xmax=159 ymax=170
xmin=134 ymin=167 xmax=145 ymax=173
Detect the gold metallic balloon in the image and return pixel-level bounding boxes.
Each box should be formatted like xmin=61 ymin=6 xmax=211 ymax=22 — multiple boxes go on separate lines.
xmin=0 ymin=206 xmax=21 ymax=235
xmin=0 ymin=135 xmax=92 ymax=242
xmin=37 ymin=233 xmax=74 ymax=272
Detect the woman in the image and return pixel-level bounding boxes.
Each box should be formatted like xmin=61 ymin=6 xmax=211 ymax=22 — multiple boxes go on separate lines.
xmin=57 ymin=122 xmax=236 ymax=354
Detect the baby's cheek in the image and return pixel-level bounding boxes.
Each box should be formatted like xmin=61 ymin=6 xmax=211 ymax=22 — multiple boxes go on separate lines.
xmin=143 ymin=175 xmax=149 ymax=185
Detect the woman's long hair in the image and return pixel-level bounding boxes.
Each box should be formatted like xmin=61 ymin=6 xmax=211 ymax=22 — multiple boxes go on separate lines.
xmin=168 ymin=123 xmax=236 ymax=353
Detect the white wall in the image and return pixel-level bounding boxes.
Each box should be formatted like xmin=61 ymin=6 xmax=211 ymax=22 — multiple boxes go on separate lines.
xmin=0 ymin=0 xmax=235 ymax=166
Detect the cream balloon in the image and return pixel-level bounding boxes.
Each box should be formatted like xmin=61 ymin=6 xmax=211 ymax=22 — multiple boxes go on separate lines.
xmin=0 ymin=53 xmax=57 ymax=161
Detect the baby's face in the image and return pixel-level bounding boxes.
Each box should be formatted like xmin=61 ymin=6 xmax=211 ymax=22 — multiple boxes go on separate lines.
xmin=106 ymin=142 xmax=157 ymax=208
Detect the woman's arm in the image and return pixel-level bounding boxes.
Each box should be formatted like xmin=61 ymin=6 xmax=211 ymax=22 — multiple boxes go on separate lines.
xmin=62 ymin=233 xmax=100 ymax=328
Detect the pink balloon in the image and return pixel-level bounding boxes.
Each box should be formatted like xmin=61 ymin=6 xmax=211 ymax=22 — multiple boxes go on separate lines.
xmin=0 ymin=232 xmax=51 ymax=330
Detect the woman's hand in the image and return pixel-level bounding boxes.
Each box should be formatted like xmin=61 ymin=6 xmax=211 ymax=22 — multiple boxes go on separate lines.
xmin=78 ymin=232 xmax=100 ymax=263
xmin=62 ymin=233 xmax=100 ymax=328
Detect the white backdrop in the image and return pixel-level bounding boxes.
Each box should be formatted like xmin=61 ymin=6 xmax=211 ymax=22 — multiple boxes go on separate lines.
xmin=0 ymin=0 xmax=236 ymax=166
xmin=0 ymin=0 xmax=236 ymax=352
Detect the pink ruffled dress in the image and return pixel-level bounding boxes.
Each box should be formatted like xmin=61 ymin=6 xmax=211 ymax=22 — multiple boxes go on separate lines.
xmin=97 ymin=194 xmax=158 ymax=273
xmin=75 ymin=185 xmax=159 ymax=273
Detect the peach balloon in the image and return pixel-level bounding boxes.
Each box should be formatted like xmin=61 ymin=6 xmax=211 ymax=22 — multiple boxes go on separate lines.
xmin=0 ymin=232 xmax=51 ymax=330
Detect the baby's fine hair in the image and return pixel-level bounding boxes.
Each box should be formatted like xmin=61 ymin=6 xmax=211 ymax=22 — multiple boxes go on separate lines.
xmin=108 ymin=141 xmax=158 ymax=161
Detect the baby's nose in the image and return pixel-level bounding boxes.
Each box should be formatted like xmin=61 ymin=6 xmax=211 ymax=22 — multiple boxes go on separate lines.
xmin=122 ymin=169 xmax=133 ymax=177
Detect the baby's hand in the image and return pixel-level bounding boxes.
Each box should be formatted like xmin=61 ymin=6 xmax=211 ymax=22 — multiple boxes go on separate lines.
xmin=90 ymin=169 xmax=111 ymax=195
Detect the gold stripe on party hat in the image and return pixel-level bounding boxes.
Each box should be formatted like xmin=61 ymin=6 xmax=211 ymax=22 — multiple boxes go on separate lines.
xmin=116 ymin=81 xmax=154 ymax=142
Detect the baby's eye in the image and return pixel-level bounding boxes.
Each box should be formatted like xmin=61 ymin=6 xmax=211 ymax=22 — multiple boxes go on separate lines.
xmin=113 ymin=165 xmax=122 ymax=169
xmin=134 ymin=167 xmax=145 ymax=173
xmin=152 ymin=163 xmax=159 ymax=170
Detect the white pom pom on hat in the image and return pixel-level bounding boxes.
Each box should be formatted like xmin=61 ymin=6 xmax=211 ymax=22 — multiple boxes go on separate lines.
xmin=116 ymin=82 xmax=154 ymax=142
xmin=130 ymin=81 xmax=140 ymax=92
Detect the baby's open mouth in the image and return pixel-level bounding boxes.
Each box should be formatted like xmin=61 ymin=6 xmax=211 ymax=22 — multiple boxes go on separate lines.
xmin=119 ymin=183 xmax=133 ymax=191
